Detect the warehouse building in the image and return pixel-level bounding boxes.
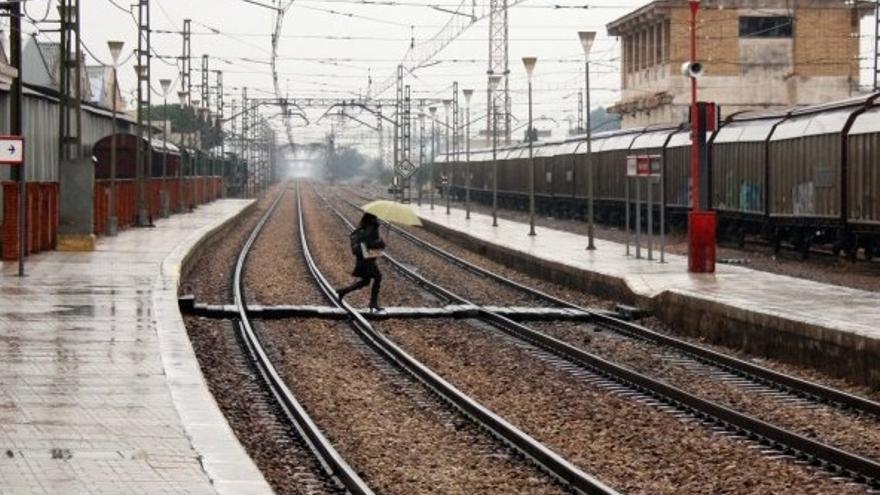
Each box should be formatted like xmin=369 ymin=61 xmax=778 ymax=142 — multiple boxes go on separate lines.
xmin=606 ymin=0 xmax=868 ymax=128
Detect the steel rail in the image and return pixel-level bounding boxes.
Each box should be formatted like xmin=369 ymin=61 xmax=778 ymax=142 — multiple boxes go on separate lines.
xmin=334 ymin=190 xmax=880 ymax=418
xmin=297 ymin=184 xmax=620 ymax=495
xmin=233 ymin=189 xmax=374 ymax=495
xmin=320 ymin=189 xmax=880 ymax=486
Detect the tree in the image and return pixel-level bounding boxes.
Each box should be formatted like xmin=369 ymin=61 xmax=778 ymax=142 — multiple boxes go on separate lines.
xmin=151 ymin=104 xmax=222 ymax=149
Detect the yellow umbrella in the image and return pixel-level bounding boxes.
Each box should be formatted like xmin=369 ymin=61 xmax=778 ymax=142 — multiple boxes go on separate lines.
xmin=361 ymin=200 xmax=423 ymax=227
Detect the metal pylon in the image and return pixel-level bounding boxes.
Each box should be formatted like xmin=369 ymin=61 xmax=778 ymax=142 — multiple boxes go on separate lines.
xmin=487 ymin=0 xmax=510 ymax=144
xmin=58 ymin=0 xmax=83 ymax=163
xmin=874 ymin=0 xmax=880 ymax=91
xmin=135 ymin=0 xmax=152 ymax=226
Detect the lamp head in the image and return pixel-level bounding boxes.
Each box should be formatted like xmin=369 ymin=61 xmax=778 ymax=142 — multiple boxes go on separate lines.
xmin=57 ymin=4 xmax=76 ymax=22
xmin=488 ymin=75 xmax=502 ymax=91
xmin=134 ymin=64 xmax=148 ymax=79
xmin=578 ymin=31 xmax=596 ymax=59
xmin=160 ymin=79 xmax=172 ymax=96
xmin=107 ymin=41 xmax=124 ymax=65
xmin=177 ymin=91 xmax=188 ymax=108
xmin=522 ymin=57 xmax=537 ymax=79
xmin=429 ymin=106 xmax=437 ymax=116
xmin=462 ymin=88 xmax=474 ymax=104
xmin=443 ymin=99 xmax=451 ymax=111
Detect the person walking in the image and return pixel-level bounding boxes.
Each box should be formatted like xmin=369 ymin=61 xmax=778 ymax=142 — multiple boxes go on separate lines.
xmin=337 ymin=212 xmax=386 ymax=312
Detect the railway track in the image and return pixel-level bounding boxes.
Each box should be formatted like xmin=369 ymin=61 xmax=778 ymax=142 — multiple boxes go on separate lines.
xmin=232 ymin=189 xmax=373 ymax=494
xmin=320 ymin=185 xmax=880 ymax=489
xmin=295 ymin=183 xmax=618 ymax=495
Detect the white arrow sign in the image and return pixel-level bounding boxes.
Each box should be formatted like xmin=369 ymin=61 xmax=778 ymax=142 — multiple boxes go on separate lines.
xmin=0 ymin=136 xmax=24 ymax=165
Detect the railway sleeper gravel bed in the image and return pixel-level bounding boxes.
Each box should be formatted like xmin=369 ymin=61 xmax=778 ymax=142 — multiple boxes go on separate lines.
xmin=299 ymin=183 xmax=620 ymax=495
xmin=185 ymin=317 xmax=340 ymax=495
xmin=339 ymin=185 xmax=880 ymax=403
xmin=330 ymin=186 xmax=880 ymax=415
xmin=379 ymin=317 xmax=868 ymax=495
xmin=183 ymin=184 xmax=282 ymax=305
xmin=534 ymin=320 xmax=880 ymax=463
xmin=182 ymin=186 xmax=340 ymax=494
xmin=238 ymin=184 xmax=574 ymax=494
xmin=313 ymin=186 xmax=880 ymax=489
xmin=255 ymin=318 xmax=569 ymax=495
xmin=330 ymin=189 xmax=880 ymax=438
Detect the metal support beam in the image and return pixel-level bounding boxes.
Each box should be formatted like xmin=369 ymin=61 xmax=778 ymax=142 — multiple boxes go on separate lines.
xmin=135 ymin=0 xmax=152 ymax=226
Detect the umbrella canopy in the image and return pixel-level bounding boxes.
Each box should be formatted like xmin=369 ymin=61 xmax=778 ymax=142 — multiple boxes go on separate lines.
xmin=361 ymin=200 xmax=423 ymax=227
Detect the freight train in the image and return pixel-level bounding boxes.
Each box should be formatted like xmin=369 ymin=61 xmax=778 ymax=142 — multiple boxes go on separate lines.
xmin=432 ymin=94 xmax=880 ymax=259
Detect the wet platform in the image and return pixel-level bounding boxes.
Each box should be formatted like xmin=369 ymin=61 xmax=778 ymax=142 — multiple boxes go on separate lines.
xmin=413 ymin=204 xmax=880 ymax=387
xmin=0 ymin=200 xmax=272 ymax=494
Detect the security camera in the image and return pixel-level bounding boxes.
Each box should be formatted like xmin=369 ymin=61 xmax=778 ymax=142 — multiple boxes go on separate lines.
xmin=681 ymin=61 xmax=704 ymax=79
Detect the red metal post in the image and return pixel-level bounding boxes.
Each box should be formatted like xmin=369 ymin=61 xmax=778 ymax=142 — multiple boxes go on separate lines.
xmin=687 ymin=0 xmax=717 ymax=273
xmin=690 ymin=0 xmax=699 ymax=212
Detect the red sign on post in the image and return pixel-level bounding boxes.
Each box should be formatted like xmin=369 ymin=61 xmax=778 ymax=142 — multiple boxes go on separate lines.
xmin=0 ymin=136 xmax=24 ymax=165
xmin=627 ymin=154 xmax=662 ymax=178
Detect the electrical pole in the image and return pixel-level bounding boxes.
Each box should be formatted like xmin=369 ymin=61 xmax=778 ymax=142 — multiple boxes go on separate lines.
xmin=215 ymin=70 xmax=224 ymax=184
xmin=135 ymin=0 xmax=151 ymax=226
xmin=242 ymin=87 xmax=250 ymax=197
xmin=178 ymin=18 xmax=192 ymax=212
xmin=9 ymin=0 xmax=24 ymax=274
xmin=487 ymin=0 xmax=510 ymax=144
xmin=451 ymin=82 xmax=458 ymax=214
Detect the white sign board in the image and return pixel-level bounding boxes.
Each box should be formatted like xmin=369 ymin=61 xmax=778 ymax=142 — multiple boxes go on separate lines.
xmin=0 ymin=136 xmax=24 ymax=165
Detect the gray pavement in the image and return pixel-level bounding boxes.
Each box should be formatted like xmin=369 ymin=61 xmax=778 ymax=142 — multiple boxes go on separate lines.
xmin=0 ymin=200 xmax=272 ymax=495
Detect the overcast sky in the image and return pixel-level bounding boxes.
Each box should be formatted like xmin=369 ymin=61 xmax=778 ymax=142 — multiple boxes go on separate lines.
xmin=9 ymin=0 xmax=876 ymax=158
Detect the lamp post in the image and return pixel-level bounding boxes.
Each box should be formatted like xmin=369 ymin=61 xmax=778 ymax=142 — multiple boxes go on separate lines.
xmin=106 ymin=40 xmax=124 ymax=236
xmin=199 ymin=105 xmax=210 ymax=187
xmin=489 ymin=75 xmax=501 ymax=227
xmin=522 ymin=56 xmax=537 ymax=237
xmin=159 ymin=78 xmax=172 ymax=217
xmin=429 ymin=106 xmax=437 ymax=210
xmin=443 ymin=99 xmax=451 ymax=214
xmin=578 ymin=30 xmax=597 ymax=250
xmin=418 ymin=108 xmax=425 ymax=207
xmin=462 ymin=88 xmax=473 ymax=220
xmin=177 ymin=90 xmax=188 ymax=213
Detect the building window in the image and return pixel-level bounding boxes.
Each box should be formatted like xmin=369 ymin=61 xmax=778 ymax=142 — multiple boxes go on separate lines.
xmin=739 ymin=16 xmax=793 ymax=38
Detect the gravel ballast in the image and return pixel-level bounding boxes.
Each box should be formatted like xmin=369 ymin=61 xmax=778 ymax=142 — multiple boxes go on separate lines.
xmin=260 ymin=318 xmax=567 ymax=495
xmin=379 ymin=318 xmax=867 ymax=495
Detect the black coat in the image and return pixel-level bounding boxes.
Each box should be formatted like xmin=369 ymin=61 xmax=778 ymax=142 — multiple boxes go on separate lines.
xmin=352 ymin=224 xmax=385 ymax=278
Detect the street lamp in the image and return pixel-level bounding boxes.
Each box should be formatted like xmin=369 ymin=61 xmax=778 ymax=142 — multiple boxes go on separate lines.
xmin=462 ymin=88 xmax=474 ymax=220
xmin=522 ymin=56 xmax=537 ymax=237
xmin=429 ymin=106 xmax=437 ymax=210
xmin=106 ymin=40 xmax=124 ymax=236
xmin=488 ymin=74 xmax=502 ymax=227
xmin=443 ymin=99 xmax=451 ymax=214
xmin=177 ymin=90 xmax=188 ymax=213
xmin=578 ymin=30 xmax=597 ymax=250
xmin=199 ymin=105 xmax=210 ymax=183
xmin=159 ymin=78 xmax=172 ymax=217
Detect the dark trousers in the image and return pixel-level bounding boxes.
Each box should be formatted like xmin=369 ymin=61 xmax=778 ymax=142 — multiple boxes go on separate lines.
xmin=340 ymin=273 xmax=382 ymax=307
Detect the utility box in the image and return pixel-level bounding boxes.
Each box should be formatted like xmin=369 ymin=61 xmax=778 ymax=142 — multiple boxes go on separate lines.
xmin=688 ymin=210 xmax=716 ymax=273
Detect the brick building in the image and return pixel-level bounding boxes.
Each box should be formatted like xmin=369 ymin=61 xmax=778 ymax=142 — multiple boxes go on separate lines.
xmin=607 ymin=0 xmax=868 ymax=128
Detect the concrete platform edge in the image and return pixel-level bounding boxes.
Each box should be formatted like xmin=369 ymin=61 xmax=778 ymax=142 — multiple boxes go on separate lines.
xmin=420 ymin=217 xmax=880 ymax=388
xmin=152 ymin=200 xmax=274 ymax=495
